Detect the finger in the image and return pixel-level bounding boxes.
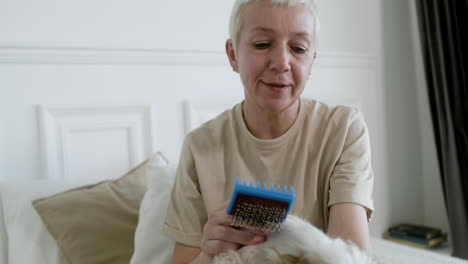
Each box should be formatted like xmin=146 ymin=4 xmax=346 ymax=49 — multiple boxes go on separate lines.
xmin=207 ymin=225 xmax=266 ymax=246
xmin=235 ymin=227 xmax=268 ymax=235
xmin=213 ymin=200 xmax=230 ymax=211
xmin=201 ymin=239 xmax=240 ymax=257
xmin=207 ymin=207 xmax=234 ymax=227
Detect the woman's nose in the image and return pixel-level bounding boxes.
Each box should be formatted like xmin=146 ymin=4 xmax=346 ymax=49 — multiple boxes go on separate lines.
xmin=269 ymin=45 xmax=291 ymax=73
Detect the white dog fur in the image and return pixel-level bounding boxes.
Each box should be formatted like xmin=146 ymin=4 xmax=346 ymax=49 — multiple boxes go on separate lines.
xmin=212 ymin=215 xmax=378 ymax=264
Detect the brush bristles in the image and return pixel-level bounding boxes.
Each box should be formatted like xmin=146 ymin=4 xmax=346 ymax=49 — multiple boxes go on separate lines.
xmin=231 ymin=196 xmax=287 ymax=232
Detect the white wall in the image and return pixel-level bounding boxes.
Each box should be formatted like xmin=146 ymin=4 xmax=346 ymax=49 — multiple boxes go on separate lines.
xmin=0 ymin=129 xmax=4 ymax=181
xmin=0 ymin=0 xmax=241 ymax=180
xmin=407 ymin=0 xmax=449 ymax=232
xmin=381 ymin=0 xmax=449 ymax=234
xmin=0 ymin=0 xmax=448 ymax=237
xmin=382 ymin=0 xmax=424 ymax=226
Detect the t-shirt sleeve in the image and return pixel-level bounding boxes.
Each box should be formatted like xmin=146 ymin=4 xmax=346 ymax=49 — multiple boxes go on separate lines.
xmin=328 ymin=110 xmax=374 ymax=221
xmin=162 ymin=135 xmax=207 ymax=247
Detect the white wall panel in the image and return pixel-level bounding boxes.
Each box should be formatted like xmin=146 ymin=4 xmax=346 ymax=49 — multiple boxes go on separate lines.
xmin=184 ymin=98 xmax=241 ymax=133
xmin=38 ymin=105 xmax=154 ymax=180
xmin=0 ymin=129 xmax=5 ymax=181
xmin=0 ymin=0 xmax=234 ymax=51
xmin=317 ymin=0 xmax=380 ymax=54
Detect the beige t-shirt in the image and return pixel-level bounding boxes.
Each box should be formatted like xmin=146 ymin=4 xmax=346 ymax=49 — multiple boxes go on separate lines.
xmin=163 ymin=98 xmax=374 ymax=247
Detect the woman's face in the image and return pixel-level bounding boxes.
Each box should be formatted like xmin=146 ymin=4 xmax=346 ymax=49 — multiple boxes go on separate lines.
xmin=227 ymin=1 xmax=316 ymax=113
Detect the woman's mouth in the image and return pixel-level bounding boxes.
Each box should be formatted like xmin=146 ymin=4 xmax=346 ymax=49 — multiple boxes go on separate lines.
xmin=262 ymin=82 xmax=290 ymax=92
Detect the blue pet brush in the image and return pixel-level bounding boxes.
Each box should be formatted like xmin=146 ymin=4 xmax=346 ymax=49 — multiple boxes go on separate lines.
xmin=226 ymin=177 xmax=295 ymax=232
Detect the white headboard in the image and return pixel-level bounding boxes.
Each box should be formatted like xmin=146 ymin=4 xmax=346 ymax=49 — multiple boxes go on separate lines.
xmin=0 ymin=0 xmax=389 ymax=237
xmin=37 ymin=105 xmax=156 ymax=181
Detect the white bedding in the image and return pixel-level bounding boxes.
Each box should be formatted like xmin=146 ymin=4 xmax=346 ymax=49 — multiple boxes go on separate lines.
xmin=371 ymin=237 xmax=466 ymax=264
xmin=0 ymin=180 xmax=94 ymax=264
xmin=0 ymin=176 xmax=467 ymax=264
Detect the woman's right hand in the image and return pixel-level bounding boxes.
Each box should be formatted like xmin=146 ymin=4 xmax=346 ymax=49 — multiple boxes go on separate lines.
xmin=200 ymin=201 xmax=266 ymax=258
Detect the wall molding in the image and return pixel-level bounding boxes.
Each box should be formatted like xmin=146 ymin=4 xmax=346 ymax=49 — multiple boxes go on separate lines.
xmin=0 ymin=46 xmax=377 ymax=68
xmin=0 ymin=46 xmax=228 ymax=66
xmin=184 ymin=98 xmax=242 ymax=133
xmin=37 ymin=104 xmax=156 ymax=179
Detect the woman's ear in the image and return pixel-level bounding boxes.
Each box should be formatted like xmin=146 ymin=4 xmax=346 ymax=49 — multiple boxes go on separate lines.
xmin=310 ymin=51 xmax=317 ymax=65
xmin=225 ymin=39 xmax=239 ymax=73
xmin=307 ymin=51 xmax=317 ymax=79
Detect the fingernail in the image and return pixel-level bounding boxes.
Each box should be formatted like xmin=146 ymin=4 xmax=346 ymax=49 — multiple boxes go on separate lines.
xmin=253 ymin=235 xmax=265 ymax=243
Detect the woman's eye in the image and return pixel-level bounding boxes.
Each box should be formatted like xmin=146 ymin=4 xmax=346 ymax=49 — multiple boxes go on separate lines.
xmin=254 ymin=42 xmax=271 ymax=49
xmin=291 ymin=46 xmax=307 ymax=54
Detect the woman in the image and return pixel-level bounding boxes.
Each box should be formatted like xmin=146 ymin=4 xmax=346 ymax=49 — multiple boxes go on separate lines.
xmin=163 ymin=0 xmax=374 ymax=263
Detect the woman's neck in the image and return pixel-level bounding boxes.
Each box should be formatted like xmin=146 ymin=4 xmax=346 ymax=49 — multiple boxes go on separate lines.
xmin=242 ymin=100 xmax=300 ymax=140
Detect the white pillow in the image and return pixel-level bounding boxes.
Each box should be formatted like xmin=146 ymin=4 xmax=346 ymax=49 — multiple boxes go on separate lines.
xmin=0 ymin=179 xmax=93 ymax=264
xmin=130 ymin=152 xmax=176 ymax=264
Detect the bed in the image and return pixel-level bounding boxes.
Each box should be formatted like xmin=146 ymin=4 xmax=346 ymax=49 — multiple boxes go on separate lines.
xmin=1 ymin=150 xmax=467 ymax=264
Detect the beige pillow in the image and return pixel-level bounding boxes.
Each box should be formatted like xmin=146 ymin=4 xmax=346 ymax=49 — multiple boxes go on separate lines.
xmin=33 ymin=159 xmax=149 ymax=264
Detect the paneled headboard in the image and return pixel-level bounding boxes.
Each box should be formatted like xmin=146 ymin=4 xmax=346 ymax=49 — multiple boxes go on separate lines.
xmin=0 ymin=0 xmax=387 ymax=236
xmin=37 ymin=105 xmax=156 ymax=181
xmin=35 ymin=86 xmax=366 ymax=182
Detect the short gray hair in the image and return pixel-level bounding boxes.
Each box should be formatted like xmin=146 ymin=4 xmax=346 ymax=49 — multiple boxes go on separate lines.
xmin=228 ymin=0 xmax=320 ymax=53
